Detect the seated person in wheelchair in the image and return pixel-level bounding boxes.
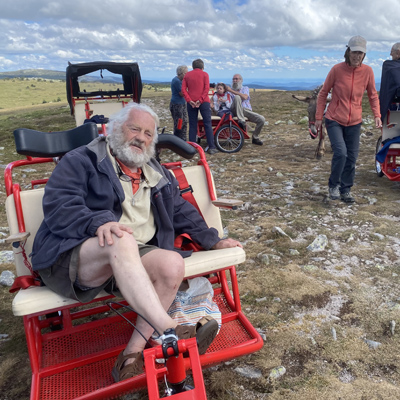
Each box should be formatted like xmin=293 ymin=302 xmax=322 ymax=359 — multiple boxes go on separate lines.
xmin=211 ymin=83 xmax=233 ymax=118
xmin=31 ymin=102 xmax=242 ymax=382
xmin=226 ymin=73 xmax=266 ymax=146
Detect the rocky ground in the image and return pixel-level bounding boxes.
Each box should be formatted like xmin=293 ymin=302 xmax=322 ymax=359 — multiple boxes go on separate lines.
xmin=2 ymin=90 xmax=400 ymax=399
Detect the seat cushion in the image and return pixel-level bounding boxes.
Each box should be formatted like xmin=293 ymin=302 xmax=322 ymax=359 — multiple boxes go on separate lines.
xmin=12 ymin=247 xmax=245 ymax=317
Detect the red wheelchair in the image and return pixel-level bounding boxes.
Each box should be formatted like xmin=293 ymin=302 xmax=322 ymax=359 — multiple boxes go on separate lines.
xmin=197 ymin=113 xmax=250 ymax=153
xmin=4 ymin=125 xmax=263 ymax=399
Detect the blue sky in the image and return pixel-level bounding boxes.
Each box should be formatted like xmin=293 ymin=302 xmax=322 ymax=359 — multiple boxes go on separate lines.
xmin=0 ymin=0 xmax=399 ymax=86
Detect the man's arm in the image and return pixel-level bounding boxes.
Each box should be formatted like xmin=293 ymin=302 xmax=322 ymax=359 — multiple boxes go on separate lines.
xmin=226 ymin=85 xmax=249 ymax=101
xmin=42 ymin=150 xmax=119 ymax=240
xmin=165 ymin=168 xmax=241 ymax=250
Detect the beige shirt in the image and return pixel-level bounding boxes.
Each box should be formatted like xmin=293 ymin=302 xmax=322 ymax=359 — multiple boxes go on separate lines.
xmin=106 ymin=144 xmax=162 ymax=244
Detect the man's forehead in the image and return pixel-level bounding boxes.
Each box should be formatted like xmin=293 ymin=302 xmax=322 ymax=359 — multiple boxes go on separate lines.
xmin=127 ymin=109 xmax=155 ymax=127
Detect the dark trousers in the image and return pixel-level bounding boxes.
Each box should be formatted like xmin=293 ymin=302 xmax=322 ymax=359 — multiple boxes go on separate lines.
xmin=187 ymin=102 xmax=215 ymax=149
xmin=169 ymin=102 xmax=188 ymax=141
xmin=325 ymin=118 xmax=361 ymax=193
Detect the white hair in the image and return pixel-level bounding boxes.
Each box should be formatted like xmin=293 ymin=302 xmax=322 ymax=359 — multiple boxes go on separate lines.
xmin=107 ymin=102 xmax=159 ymax=168
xmin=107 ymin=102 xmax=159 ymax=142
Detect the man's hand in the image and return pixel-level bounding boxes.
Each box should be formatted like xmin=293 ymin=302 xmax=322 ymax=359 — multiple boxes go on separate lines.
xmin=95 ymin=222 xmax=133 ymax=247
xmin=195 ymin=100 xmax=201 ymax=108
xmin=189 ymin=100 xmax=197 ymax=108
xmin=212 ymin=238 xmax=243 ymax=250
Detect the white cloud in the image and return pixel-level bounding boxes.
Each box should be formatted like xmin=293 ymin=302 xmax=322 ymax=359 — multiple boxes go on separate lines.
xmin=0 ymin=0 xmax=398 ymax=80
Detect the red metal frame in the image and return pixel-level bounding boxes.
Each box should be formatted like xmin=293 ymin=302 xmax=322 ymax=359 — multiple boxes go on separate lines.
xmin=376 ymin=108 xmax=400 ymax=181
xmin=197 ymin=113 xmax=250 ymax=141
xmin=4 ymin=148 xmax=263 ymax=399
xmin=377 ymin=147 xmax=400 ymax=180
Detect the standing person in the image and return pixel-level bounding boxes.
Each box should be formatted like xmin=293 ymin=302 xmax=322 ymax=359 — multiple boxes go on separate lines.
xmin=315 ymin=36 xmax=382 ymax=203
xmin=170 ymin=65 xmax=188 ymax=141
xmin=212 ymin=83 xmax=233 ymax=118
xmin=182 ymin=59 xmax=218 ymax=155
xmin=226 ymin=74 xmax=265 ymax=145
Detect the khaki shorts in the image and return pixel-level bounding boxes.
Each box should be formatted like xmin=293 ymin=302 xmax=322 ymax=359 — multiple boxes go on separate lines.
xmin=38 ymin=243 xmax=158 ymax=303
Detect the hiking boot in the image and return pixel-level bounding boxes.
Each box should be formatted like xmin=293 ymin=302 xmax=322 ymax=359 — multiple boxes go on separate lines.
xmin=328 ymin=186 xmax=340 ymax=200
xmin=207 ymin=147 xmax=218 ymax=155
xmin=252 ymin=138 xmax=263 ymax=146
xmin=340 ymin=191 xmax=355 ymax=203
xmin=238 ymin=120 xmax=246 ymax=131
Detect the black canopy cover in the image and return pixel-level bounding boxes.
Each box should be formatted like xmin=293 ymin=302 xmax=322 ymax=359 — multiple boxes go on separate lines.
xmin=66 ymin=61 xmax=142 ymax=114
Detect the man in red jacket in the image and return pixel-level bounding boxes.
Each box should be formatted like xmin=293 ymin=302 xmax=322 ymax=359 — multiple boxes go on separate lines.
xmin=182 ymin=59 xmax=218 ymax=154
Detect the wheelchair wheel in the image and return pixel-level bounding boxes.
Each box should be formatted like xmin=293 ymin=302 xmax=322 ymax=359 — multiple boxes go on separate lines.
xmin=375 ymin=136 xmax=384 ymax=177
xmin=214 ymin=125 xmax=244 ymax=153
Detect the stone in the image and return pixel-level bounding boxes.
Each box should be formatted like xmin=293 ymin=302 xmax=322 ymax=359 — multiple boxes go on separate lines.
xmin=307 ymin=234 xmax=328 ymax=252
xmin=268 ymin=366 xmax=286 ymax=380
xmin=0 ymin=270 xmax=15 ymax=287
xmin=364 ymin=339 xmax=381 ymax=349
xmin=0 ymin=251 xmax=14 ymax=264
xmin=234 ymin=366 xmax=263 ymax=379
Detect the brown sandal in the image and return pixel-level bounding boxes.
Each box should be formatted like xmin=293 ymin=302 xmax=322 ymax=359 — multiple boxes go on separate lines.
xmin=175 ymin=316 xmax=219 ymax=355
xmin=112 ymin=351 xmax=144 ymax=382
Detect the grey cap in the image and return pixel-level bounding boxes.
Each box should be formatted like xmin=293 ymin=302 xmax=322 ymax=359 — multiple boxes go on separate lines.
xmin=347 ymin=35 xmax=367 ymax=53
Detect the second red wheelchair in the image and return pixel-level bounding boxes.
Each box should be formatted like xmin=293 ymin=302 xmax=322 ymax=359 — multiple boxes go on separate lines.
xmin=197 ymin=113 xmax=250 ymax=153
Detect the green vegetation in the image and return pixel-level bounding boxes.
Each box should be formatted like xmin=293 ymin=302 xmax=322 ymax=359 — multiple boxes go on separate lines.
xmin=0 ymin=78 xmax=171 ymax=111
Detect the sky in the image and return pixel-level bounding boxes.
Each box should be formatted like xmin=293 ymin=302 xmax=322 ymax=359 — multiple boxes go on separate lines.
xmin=1 ymin=0 xmax=399 ymax=85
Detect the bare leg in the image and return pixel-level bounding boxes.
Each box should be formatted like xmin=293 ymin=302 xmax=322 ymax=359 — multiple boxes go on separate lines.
xmin=77 ymin=232 xmax=185 ymax=355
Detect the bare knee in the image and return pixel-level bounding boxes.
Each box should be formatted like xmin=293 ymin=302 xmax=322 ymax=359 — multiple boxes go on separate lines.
xmin=145 ymin=251 xmax=185 ymax=289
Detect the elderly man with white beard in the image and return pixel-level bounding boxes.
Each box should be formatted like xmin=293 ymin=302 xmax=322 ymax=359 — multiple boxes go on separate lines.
xmin=226 ymin=74 xmax=266 ymax=145
xmin=31 ymin=102 xmax=242 ymax=382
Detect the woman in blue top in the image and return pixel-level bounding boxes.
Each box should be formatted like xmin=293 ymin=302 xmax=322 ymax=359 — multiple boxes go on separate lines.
xmin=170 ymin=65 xmax=188 ymax=140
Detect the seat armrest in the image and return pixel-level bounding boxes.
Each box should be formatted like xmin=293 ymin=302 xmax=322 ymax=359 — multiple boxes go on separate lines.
xmin=212 ymin=198 xmax=243 ymax=210
xmin=5 ymin=232 xmax=30 ymax=244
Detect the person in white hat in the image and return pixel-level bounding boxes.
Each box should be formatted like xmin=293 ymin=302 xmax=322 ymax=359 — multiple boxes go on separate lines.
xmin=315 ymin=36 xmax=382 ymax=203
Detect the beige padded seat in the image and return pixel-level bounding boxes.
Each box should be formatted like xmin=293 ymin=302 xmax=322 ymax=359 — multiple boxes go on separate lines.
xmin=6 ymin=164 xmax=245 ymax=317
xmin=74 ymin=101 xmax=126 ymax=127
xmin=383 ymin=110 xmax=400 ymax=147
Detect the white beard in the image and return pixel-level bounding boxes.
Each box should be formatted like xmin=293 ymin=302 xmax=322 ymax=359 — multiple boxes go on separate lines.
xmin=232 ymin=81 xmax=242 ymax=91
xmin=109 ymin=135 xmax=155 ymax=169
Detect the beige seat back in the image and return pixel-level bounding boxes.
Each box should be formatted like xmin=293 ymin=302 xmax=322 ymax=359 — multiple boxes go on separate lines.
xmin=74 ymin=101 xmax=126 ymax=127
xmin=6 ymin=189 xmax=45 ymax=276
xmin=383 ymin=110 xmax=400 ymax=141
xmin=170 ymin=165 xmax=223 ymax=237
xmin=6 ymin=164 xmax=223 ymax=278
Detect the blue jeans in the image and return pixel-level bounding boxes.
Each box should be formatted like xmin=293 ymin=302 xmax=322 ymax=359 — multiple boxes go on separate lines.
xmin=187 ymin=102 xmax=215 ymax=149
xmin=325 ymin=118 xmax=361 ymax=193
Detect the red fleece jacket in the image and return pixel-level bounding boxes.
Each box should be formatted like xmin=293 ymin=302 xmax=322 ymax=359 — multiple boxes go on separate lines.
xmin=316 ymin=62 xmax=380 ymax=126
xmin=182 ymin=68 xmax=210 ymax=104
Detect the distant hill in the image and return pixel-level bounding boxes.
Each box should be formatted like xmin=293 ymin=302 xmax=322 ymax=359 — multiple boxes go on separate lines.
xmin=0 ymin=69 xmax=66 ymax=80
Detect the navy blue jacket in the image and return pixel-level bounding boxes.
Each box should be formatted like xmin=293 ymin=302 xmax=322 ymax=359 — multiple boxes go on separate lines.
xmin=31 ymin=137 xmax=220 ymax=271
xmin=379 ymin=59 xmax=400 ymax=122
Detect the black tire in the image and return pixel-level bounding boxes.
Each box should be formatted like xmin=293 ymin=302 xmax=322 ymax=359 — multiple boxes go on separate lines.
xmin=375 ymin=136 xmax=384 ymax=177
xmin=214 ymin=125 xmax=244 ymax=153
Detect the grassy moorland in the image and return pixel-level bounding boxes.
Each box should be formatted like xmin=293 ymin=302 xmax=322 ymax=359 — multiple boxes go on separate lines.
xmin=1 ymin=87 xmax=400 ymax=399
xmin=0 ymin=78 xmax=170 ymax=111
